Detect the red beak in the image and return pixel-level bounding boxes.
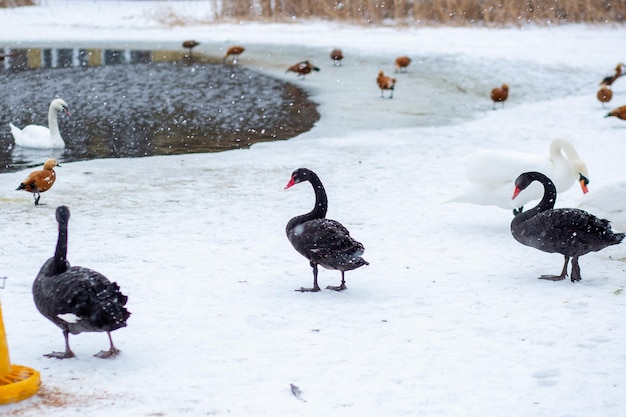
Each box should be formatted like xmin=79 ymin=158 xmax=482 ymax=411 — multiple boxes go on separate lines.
xmin=284 ymin=177 xmax=295 ymax=190
xmin=512 ymin=185 xmax=521 ymax=200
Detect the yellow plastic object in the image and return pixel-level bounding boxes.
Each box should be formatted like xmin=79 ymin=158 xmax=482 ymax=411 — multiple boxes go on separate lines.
xmin=0 ymin=302 xmax=40 ymax=405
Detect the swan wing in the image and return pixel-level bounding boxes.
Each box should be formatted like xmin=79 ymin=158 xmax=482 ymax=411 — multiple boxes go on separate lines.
xmin=450 ymin=178 xmax=545 ymax=209
xmin=461 ymin=150 xmax=547 ymax=184
xmin=516 ymin=208 xmax=620 ymax=255
xmin=11 ymin=124 xmax=54 ymax=148
xmin=288 ymin=219 xmax=366 ymax=268
xmin=578 ymin=180 xmax=626 ymax=231
xmin=578 ymin=180 xmax=626 ymax=213
xmin=35 ymin=266 xmax=129 ymax=333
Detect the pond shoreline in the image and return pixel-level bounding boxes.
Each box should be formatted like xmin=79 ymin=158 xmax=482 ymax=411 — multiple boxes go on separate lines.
xmin=1 ymin=46 xmax=320 ymax=173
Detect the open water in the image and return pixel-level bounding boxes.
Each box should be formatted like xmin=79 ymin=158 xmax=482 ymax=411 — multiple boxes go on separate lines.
xmin=0 ymin=47 xmax=319 ymax=172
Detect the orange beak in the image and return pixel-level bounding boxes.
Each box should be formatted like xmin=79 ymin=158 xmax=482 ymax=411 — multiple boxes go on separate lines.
xmin=579 ymin=173 xmax=589 ymax=194
xmin=579 ymin=179 xmax=589 ymax=194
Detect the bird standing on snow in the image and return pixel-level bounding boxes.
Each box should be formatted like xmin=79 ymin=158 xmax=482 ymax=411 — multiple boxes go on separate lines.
xmin=223 ymin=45 xmax=245 ymax=64
xmin=9 ymin=98 xmax=70 ymax=149
xmin=394 ymin=56 xmax=411 ymax=72
xmin=605 ymin=104 xmax=626 ymax=121
xmin=16 ymin=158 xmax=60 ymax=206
xmin=511 ymin=172 xmax=624 ymax=282
xmin=490 ymin=83 xmax=509 ymax=109
xmin=286 ymin=60 xmax=320 ymax=79
xmin=600 ymin=62 xmax=625 ymax=86
xmin=377 ymin=70 xmax=396 ymax=99
xmin=182 ymin=40 xmax=199 ymax=57
xmin=330 ymin=49 xmax=343 ymax=66
xmin=33 ymin=206 xmax=130 ymax=359
xmin=597 ymin=85 xmax=613 ymax=108
xmin=285 ymin=168 xmax=368 ymax=292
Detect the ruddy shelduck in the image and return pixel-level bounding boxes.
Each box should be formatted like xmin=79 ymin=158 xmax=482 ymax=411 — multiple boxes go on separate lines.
xmin=597 ymin=85 xmax=613 ymax=107
xmin=605 ymin=104 xmax=626 ymax=121
xmin=182 ymin=40 xmax=199 ymax=56
xmin=330 ymin=49 xmax=343 ymax=66
xmin=490 ymin=83 xmax=509 ymax=109
xmin=223 ymin=45 xmax=245 ymax=64
xmin=286 ymin=60 xmax=320 ymax=78
xmin=394 ymin=56 xmax=411 ymax=72
xmin=600 ymin=62 xmax=625 ymax=86
xmin=377 ymin=70 xmax=396 ymax=99
xmin=16 ymin=158 xmax=60 ymax=205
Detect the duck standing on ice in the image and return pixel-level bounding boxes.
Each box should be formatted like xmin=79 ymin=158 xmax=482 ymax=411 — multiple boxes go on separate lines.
xmin=16 ymin=158 xmax=60 ymax=205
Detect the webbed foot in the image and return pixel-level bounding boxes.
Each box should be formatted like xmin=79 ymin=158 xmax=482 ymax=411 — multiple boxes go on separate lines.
xmin=44 ymin=350 xmax=75 ymax=359
xmin=539 ymin=274 xmax=567 ymax=281
xmin=326 ymin=283 xmax=347 ymax=291
xmin=95 ymin=347 xmax=120 ymax=358
xmin=295 ymin=286 xmax=321 ymax=293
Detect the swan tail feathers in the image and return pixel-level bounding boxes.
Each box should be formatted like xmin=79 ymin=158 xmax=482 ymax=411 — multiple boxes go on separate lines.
xmin=9 ymin=123 xmax=22 ymax=141
xmin=86 ymin=281 xmax=131 ymax=331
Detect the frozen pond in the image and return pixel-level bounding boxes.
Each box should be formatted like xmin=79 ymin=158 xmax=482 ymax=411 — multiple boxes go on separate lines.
xmin=0 ymin=47 xmax=319 ymax=172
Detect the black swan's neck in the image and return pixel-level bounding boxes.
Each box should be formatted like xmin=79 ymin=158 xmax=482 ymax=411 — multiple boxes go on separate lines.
xmin=514 ymin=172 xmax=557 ymax=223
xmin=52 ymin=220 xmax=69 ymax=274
xmin=287 ymin=173 xmax=328 ymax=231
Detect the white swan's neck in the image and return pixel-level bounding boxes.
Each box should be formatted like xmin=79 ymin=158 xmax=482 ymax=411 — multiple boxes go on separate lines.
xmin=550 ymin=138 xmax=581 ymax=165
xmin=48 ymin=105 xmax=60 ymax=136
xmin=47 ymin=104 xmax=65 ymax=147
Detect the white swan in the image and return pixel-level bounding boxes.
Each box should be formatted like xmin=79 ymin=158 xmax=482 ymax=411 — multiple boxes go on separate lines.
xmin=449 ymin=138 xmax=590 ymax=212
xmin=578 ymin=180 xmax=626 ymax=232
xmin=9 ymin=98 xmax=70 ymax=149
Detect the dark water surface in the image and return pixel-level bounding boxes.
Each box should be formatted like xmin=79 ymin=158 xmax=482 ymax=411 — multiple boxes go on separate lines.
xmin=0 ymin=48 xmax=320 ymax=173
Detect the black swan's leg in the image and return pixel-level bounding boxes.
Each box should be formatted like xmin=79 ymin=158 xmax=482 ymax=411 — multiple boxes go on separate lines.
xmin=326 ymin=271 xmax=348 ymax=291
xmin=45 ymin=329 xmax=75 ymax=359
xmin=512 ymin=206 xmax=524 ymax=216
xmin=539 ymin=256 xmax=569 ymax=281
xmin=570 ymin=257 xmax=582 ymax=282
xmin=95 ymin=332 xmax=121 ymax=358
xmin=296 ymin=263 xmax=321 ymax=292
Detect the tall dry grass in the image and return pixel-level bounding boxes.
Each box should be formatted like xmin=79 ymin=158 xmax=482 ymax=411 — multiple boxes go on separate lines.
xmin=0 ymin=0 xmax=34 ymax=7
xmin=1 ymin=0 xmax=624 ymax=25
xmin=216 ymin=0 xmax=626 ymax=25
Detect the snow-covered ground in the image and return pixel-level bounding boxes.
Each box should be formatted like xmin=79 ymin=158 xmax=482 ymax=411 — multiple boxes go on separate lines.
xmin=1 ymin=2 xmax=626 ymax=416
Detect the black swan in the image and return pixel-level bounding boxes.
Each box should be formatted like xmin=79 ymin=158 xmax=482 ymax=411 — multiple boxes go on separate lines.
xmin=511 ymin=172 xmax=624 ymax=282
xmin=284 ymin=168 xmax=368 ymax=292
xmin=33 ymin=206 xmax=130 ymax=358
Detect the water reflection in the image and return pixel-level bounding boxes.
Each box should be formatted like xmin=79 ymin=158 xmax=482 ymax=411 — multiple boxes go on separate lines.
xmin=2 ymin=47 xmax=159 ymax=71
xmin=0 ymin=47 xmax=319 ymax=173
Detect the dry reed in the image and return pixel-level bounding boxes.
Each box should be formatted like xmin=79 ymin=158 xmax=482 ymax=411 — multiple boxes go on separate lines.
xmin=213 ymin=0 xmax=626 ymax=25
xmin=0 ymin=0 xmax=34 ymax=7
xmin=1 ymin=0 xmax=624 ymax=25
